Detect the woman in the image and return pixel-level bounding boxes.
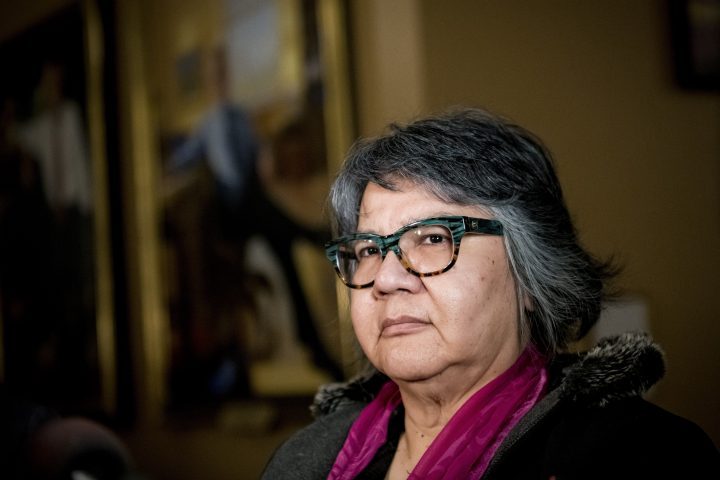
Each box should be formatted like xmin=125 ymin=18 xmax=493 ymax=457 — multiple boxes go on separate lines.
xmin=262 ymin=108 xmax=719 ymax=479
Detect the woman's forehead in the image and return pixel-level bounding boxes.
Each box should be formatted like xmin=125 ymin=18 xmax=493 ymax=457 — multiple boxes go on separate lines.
xmin=356 ymin=181 xmax=491 ymax=233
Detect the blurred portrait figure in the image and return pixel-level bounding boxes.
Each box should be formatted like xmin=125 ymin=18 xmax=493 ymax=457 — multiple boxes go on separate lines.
xmin=163 ymin=45 xmax=263 ymax=406
xmin=169 ymin=46 xmax=260 ymax=243
xmin=1 ymin=51 xmax=97 ymax=410
xmin=262 ymin=107 xmax=720 ymax=479
xmin=18 ymin=61 xmax=93 ymax=220
xmin=163 ymin=44 xmax=342 ymax=410
xmin=0 ymin=93 xmax=54 ymax=401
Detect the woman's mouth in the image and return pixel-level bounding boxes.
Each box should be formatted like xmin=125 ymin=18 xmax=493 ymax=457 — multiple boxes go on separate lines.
xmin=380 ymin=316 xmax=430 ymax=337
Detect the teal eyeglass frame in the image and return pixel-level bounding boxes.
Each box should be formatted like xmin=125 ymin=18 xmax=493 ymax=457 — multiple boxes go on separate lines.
xmin=324 ymin=215 xmax=504 ymax=289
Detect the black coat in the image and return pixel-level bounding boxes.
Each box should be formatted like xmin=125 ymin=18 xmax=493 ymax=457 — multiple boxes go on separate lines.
xmin=262 ymin=332 xmax=719 ymax=479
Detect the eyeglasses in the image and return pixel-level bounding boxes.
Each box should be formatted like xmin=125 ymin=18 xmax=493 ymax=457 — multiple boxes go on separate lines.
xmin=324 ymin=216 xmax=504 ymax=289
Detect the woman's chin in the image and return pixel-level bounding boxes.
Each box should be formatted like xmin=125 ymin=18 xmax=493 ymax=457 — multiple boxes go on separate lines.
xmin=377 ymin=357 xmax=444 ymax=384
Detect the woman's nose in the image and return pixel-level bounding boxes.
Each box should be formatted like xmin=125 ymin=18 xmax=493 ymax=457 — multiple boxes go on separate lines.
xmin=372 ymin=249 xmax=422 ymax=295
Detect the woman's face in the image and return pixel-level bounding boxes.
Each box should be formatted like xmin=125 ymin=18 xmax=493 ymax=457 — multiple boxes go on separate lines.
xmin=351 ymin=181 xmax=522 ymax=386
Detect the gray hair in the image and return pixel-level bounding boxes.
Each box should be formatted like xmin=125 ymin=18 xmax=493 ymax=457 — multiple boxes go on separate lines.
xmin=328 ymin=107 xmax=617 ymax=354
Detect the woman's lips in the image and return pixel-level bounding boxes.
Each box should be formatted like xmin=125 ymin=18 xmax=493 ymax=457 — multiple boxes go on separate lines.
xmin=380 ymin=316 xmax=430 ymax=337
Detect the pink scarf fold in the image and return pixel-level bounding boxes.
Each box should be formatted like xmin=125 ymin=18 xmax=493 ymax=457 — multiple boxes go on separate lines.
xmin=327 ymin=346 xmax=548 ymax=480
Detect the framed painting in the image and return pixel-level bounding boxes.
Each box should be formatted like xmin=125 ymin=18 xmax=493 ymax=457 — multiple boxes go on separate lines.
xmin=116 ymin=0 xmax=356 ymax=424
xmin=670 ymin=0 xmax=720 ymax=90
xmin=0 ymin=1 xmax=116 ymax=417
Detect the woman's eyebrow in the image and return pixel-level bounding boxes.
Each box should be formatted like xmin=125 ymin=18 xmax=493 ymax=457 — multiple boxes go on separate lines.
xmin=355 ymin=213 xmax=453 ymax=235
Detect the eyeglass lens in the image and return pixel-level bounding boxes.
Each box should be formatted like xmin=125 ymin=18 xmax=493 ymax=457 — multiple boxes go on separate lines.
xmin=337 ymin=223 xmax=454 ymax=285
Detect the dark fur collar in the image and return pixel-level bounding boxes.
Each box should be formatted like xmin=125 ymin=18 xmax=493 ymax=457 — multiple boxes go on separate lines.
xmin=311 ymin=332 xmax=665 ymax=416
xmin=555 ymin=331 xmax=665 ymax=407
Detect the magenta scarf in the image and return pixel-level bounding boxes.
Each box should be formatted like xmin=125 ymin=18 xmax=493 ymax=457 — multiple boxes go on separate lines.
xmin=327 ymin=346 xmax=548 ymax=480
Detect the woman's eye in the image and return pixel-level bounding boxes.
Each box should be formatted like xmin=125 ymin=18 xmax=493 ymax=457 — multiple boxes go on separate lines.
xmin=356 ymin=246 xmax=380 ymax=258
xmin=419 ymin=233 xmax=449 ymax=245
xmin=427 ymin=234 xmax=445 ymax=244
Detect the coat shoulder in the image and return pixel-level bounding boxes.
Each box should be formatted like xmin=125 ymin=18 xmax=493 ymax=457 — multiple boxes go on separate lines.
xmin=260 ymin=401 xmax=364 ymax=479
xmin=547 ymin=397 xmax=720 ymax=478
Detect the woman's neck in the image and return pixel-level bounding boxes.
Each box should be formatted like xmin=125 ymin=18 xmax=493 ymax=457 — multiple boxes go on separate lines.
xmin=386 ymin=431 xmax=429 ymax=480
xmin=385 ymin=343 xmax=525 ymax=478
xmin=396 ymin=340 xmax=522 ymax=425
xmin=389 ymin=385 xmax=467 ymax=479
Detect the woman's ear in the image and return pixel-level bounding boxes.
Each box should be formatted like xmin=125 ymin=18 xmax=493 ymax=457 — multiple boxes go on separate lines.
xmin=523 ymin=292 xmax=534 ymax=312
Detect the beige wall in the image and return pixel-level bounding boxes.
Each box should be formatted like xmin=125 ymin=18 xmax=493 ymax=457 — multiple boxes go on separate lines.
xmin=351 ymin=0 xmax=720 ymax=445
